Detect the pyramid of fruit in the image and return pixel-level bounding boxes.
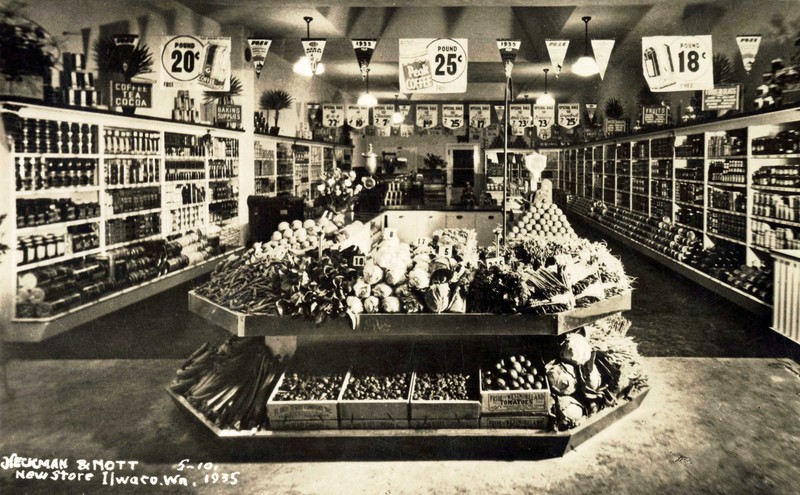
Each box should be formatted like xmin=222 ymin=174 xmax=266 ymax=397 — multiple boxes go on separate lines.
xmin=508 ymin=201 xmax=576 ymax=241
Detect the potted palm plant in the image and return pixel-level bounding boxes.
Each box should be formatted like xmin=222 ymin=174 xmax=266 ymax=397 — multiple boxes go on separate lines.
xmin=0 ymin=1 xmax=60 ymax=99
xmin=259 ymin=89 xmax=293 ymax=135
xmin=93 ymin=36 xmax=154 ymax=114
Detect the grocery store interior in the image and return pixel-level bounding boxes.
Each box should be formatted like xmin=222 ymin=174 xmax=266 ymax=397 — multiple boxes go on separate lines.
xmin=1 ymin=1 xmax=799 ymax=494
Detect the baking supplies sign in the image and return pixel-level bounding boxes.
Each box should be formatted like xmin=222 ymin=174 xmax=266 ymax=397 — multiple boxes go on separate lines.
xmin=642 ymin=35 xmax=713 ymax=92
xmin=161 ymin=36 xmax=231 ymax=91
xmin=247 ymin=39 xmax=271 ymax=79
xmin=399 ymin=38 xmax=468 ymax=93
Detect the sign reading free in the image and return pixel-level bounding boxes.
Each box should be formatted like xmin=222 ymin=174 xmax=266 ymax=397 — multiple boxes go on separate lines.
xmin=110 ymin=81 xmax=152 ymax=108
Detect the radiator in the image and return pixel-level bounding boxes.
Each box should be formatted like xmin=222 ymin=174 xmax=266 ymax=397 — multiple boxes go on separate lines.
xmin=772 ymin=250 xmax=800 ymax=345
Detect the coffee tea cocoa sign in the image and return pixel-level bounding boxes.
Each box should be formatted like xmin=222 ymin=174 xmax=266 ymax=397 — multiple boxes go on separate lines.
xmin=110 ymin=81 xmax=152 ymax=108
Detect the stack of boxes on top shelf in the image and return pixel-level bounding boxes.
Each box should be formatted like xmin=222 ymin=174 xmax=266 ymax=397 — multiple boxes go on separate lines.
xmin=755 ymin=59 xmax=800 ymax=109
xmin=45 ymin=52 xmax=98 ymax=108
xmin=173 ymin=90 xmax=199 ymax=123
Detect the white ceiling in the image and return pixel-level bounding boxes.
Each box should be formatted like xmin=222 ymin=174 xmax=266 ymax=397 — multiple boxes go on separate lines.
xmin=174 ymin=0 xmax=794 ymax=101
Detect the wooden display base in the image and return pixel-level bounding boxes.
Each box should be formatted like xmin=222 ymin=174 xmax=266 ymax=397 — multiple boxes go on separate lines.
xmin=187 ymin=290 xmax=632 ymax=338
xmin=166 ymin=387 xmax=649 ymax=459
xmin=6 ymin=250 xmax=243 ymax=343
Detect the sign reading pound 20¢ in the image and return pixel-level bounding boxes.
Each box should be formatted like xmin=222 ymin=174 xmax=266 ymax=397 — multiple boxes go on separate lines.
xmin=161 ymin=36 xmax=231 ymax=91
xmin=399 ymin=38 xmax=468 ymax=94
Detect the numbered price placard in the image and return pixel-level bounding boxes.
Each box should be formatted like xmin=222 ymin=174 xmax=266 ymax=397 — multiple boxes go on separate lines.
xmin=347 ymin=105 xmax=369 ymax=129
xmin=399 ymin=38 xmax=468 ymax=93
xmin=372 ymin=104 xmax=395 ymax=127
xmin=415 ymin=104 xmax=439 ymax=129
xmin=469 ymin=104 xmax=491 ymax=129
xmin=558 ymin=103 xmax=580 ymax=129
xmin=442 ymin=104 xmax=464 ymax=129
xmin=161 ymin=36 xmax=231 ymax=90
xmin=508 ymin=104 xmax=532 ymax=128
xmin=533 ymin=104 xmax=555 ymax=129
xmin=642 ymin=35 xmax=714 ymax=92
xmin=322 ymin=104 xmax=344 ymax=128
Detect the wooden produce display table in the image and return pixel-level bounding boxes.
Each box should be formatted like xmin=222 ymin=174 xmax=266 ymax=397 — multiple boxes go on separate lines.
xmin=172 ymin=290 xmax=648 ymax=459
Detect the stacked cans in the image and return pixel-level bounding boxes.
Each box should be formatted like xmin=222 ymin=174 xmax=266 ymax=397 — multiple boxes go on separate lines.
xmin=53 ymin=52 xmax=98 ymax=108
xmin=173 ymin=91 xmax=199 ymax=123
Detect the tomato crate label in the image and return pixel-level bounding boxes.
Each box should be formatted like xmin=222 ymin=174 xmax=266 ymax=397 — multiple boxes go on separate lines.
xmin=399 ymin=38 xmax=468 ymax=93
xmin=481 ymin=391 xmax=550 ymax=413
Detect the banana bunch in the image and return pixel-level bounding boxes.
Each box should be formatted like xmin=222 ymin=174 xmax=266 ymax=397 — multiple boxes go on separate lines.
xmin=170 ymin=337 xmax=284 ymax=431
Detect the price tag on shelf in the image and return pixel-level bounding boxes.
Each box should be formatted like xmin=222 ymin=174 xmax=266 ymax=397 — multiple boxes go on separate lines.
xmin=383 ymin=228 xmax=398 ymax=240
xmin=416 ymin=237 xmax=429 ymax=246
xmin=352 ymin=255 xmax=366 ymax=267
xmin=399 ymin=38 xmax=468 ymax=93
xmin=642 ymin=35 xmax=714 ymax=92
xmin=485 ymin=256 xmax=505 ymax=268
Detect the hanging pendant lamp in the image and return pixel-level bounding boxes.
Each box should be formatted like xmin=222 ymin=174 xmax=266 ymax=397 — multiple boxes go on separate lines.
xmin=572 ymin=16 xmax=599 ymax=77
xmin=391 ymin=94 xmax=404 ymax=124
xmin=536 ymin=68 xmax=556 ymax=105
xmin=293 ymin=16 xmax=325 ymax=76
xmin=357 ymin=67 xmax=377 ymax=107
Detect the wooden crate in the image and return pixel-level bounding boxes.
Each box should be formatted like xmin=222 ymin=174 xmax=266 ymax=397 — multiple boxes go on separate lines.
xmin=479 ymin=414 xmax=551 ymax=430
xmin=479 ymin=363 xmax=552 ymax=415
xmin=266 ymin=371 xmax=349 ymax=430
xmin=409 ymin=349 xmax=481 ymax=429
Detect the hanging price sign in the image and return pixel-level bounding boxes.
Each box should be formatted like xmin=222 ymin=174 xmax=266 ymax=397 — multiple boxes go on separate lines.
xmin=642 ymin=35 xmax=713 ymax=92
xmin=399 ymin=38 xmax=468 ymax=93
xmin=415 ymin=104 xmax=439 ymax=129
xmin=442 ymin=104 xmax=464 ymax=129
xmin=533 ymin=104 xmax=555 ymax=129
xmin=508 ymin=104 xmax=531 ymax=128
xmin=469 ymin=104 xmax=491 ymax=128
xmin=372 ymin=104 xmax=394 ymax=127
xmin=322 ymin=104 xmax=344 ymax=128
xmin=161 ymin=36 xmax=231 ymax=90
xmin=558 ymin=103 xmax=580 ymax=129
xmin=347 ymin=105 xmax=369 ymax=129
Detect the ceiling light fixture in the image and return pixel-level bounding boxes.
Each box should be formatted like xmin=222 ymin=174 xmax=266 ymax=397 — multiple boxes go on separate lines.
xmin=357 ymin=67 xmax=377 ymax=107
xmin=294 ymin=17 xmax=325 ymax=77
xmin=572 ymin=16 xmax=599 ymax=77
xmin=391 ymin=94 xmax=404 ymax=124
xmin=536 ymin=68 xmax=556 ymax=105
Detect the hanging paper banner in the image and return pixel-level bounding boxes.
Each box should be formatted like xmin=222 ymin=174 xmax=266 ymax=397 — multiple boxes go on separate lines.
xmin=642 ymin=35 xmax=713 ymax=92
xmin=400 ymin=124 xmax=414 ymax=137
xmin=469 ymin=104 xmax=491 ymax=128
xmin=591 ymin=39 xmax=615 ymax=80
xmin=399 ymin=38 xmax=468 ymax=93
xmin=735 ymin=35 xmax=761 ymax=74
xmin=496 ymin=39 xmax=521 ymax=78
xmin=373 ymin=104 xmax=395 ymax=127
xmin=415 ymin=104 xmax=439 ymax=129
xmin=442 ymin=104 xmax=464 ymax=129
xmin=558 ymin=103 xmax=580 ymax=129
xmin=347 ymin=105 xmax=369 ymax=129
xmin=247 ymin=39 xmax=271 ymax=79
xmin=508 ymin=104 xmax=532 ymax=128
xmin=533 ymin=104 xmax=555 ymax=129
xmin=586 ymin=103 xmax=598 ymax=123
xmin=352 ymin=39 xmax=378 ymax=80
xmin=399 ymin=104 xmax=411 ymax=118
xmin=545 ymin=39 xmax=569 ymax=76
xmin=494 ymin=105 xmax=505 ymax=122
xmin=302 ymin=38 xmax=326 ymax=74
xmin=322 ymin=104 xmax=344 ymax=128
xmin=161 ymin=36 xmax=231 ymax=90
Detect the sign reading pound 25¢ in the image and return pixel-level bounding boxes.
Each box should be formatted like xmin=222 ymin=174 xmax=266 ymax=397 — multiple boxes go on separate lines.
xmin=161 ymin=36 xmax=231 ymax=91
xmin=399 ymin=38 xmax=468 ymax=93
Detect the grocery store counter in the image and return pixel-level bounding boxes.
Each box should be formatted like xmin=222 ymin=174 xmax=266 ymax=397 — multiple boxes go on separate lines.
xmin=373 ymin=207 xmax=502 ymax=245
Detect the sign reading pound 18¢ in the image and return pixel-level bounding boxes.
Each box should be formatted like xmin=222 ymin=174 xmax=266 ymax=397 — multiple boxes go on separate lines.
xmin=399 ymin=38 xmax=468 ymax=94
xmin=161 ymin=35 xmax=231 ymax=91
